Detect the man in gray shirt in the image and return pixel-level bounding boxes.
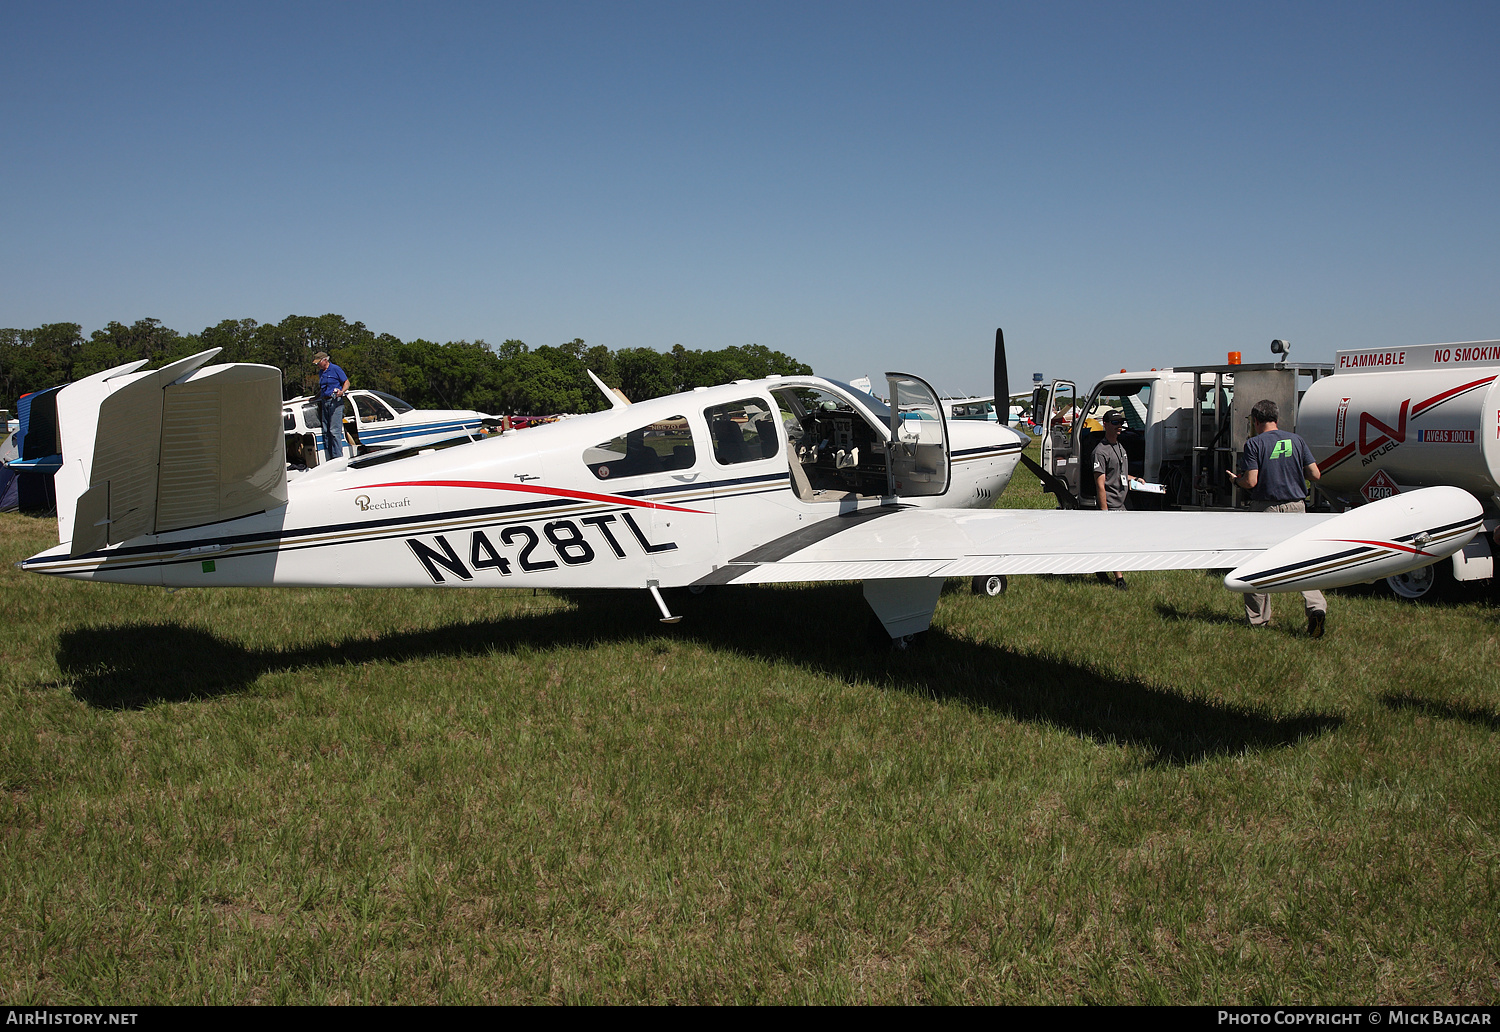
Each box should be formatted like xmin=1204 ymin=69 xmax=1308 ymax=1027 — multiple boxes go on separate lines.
xmin=1093 ymin=409 xmax=1141 ymax=590
xmin=1227 ymin=398 xmax=1327 ymax=637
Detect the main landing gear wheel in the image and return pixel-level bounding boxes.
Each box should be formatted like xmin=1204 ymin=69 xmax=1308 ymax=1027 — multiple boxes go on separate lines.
xmin=971 ymin=575 xmax=1007 ymax=597
xmin=1385 ymin=561 xmax=1450 ymax=601
xmin=866 ymin=613 xmax=928 ymax=651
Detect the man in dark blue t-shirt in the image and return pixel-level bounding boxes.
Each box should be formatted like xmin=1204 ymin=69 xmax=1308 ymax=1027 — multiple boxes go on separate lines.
xmin=314 ymin=351 xmax=350 ymax=459
xmin=1227 ymin=399 xmax=1327 ymax=637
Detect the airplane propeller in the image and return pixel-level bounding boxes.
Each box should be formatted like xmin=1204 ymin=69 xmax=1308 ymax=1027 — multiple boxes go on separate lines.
xmin=993 ymin=327 xmax=1008 ymax=413
xmin=975 ymin=327 xmax=1015 ymax=596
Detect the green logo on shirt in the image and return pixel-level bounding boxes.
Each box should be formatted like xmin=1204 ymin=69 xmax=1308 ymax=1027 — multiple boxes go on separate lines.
xmin=1270 ymin=439 xmax=1294 ymax=459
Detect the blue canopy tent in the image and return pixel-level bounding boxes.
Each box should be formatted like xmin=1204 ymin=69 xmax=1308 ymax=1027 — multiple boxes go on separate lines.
xmin=8 ymin=387 xmax=63 ymax=514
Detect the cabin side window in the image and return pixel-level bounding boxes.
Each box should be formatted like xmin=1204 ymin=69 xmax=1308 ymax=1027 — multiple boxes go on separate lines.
xmin=584 ymin=416 xmax=696 ymax=481
xmin=703 ymin=398 xmax=780 ymax=466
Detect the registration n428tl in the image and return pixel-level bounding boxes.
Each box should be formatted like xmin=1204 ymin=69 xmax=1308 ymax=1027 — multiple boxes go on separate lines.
xmin=405 ymin=512 xmax=676 ymax=583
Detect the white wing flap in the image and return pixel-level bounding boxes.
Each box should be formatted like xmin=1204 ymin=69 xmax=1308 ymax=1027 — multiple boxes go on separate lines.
xmin=731 ymin=559 xmax=953 ymax=584
xmin=712 ymin=508 xmax=1335 ymax=584
xmin=939 ymin=550 xmax=1266 ymax=576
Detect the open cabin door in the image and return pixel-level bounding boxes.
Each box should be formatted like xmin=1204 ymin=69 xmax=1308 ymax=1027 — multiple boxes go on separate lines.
xmin=1035 ymin=379 xmax=1077 ymax=495
xmin=885 ymin=372 xmax=950 ymax=498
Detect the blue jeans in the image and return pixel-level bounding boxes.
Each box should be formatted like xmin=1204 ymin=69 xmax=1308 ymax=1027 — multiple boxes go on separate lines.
xmin=319 ymin=396 xmax=345 ymax=459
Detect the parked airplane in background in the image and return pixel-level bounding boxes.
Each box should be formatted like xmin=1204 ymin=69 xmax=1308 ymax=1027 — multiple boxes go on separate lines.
xmin=943 ymin=395 xmax=1000 ymax=423
xmin=940 ymin=393 xmax=1031 ymax=427
xmin=21 ymin=331 xmax=1484 ymax=645
xmin=283 ymin=389 xmax=500 ymax=466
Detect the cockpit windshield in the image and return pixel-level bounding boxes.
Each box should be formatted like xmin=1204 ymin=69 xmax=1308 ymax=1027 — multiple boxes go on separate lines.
xmin=824 ymin=379 xmax=890 ymax=418
xmin=369 ymin=391 xmax=415 ymax=414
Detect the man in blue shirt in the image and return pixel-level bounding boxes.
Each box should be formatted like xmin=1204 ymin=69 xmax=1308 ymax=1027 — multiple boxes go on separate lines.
xmin=1227 ymin=399 xmax=1327 ymax=637
xmin=314 ymin=351 xmax=350 ymax=459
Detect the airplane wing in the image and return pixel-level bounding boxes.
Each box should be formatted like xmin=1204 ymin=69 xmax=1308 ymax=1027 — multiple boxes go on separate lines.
xmin=697 ymin=507 xmax=1316 ymax=583
xmin=696 ymin=489 xmax=1484 ymax=596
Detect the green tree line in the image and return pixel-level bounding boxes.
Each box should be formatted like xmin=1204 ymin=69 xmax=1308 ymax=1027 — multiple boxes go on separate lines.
xmin=0 ymin=314 xmax=813 ymax=415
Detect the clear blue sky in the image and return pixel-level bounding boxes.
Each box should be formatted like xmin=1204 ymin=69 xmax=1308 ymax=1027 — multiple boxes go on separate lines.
xmin=3 ymin=0 xmax=1496 ymax=395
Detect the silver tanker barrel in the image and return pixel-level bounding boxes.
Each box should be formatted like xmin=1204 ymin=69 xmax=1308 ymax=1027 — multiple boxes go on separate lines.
xmin=1298 ymin=341 xmax=1500 ymax=509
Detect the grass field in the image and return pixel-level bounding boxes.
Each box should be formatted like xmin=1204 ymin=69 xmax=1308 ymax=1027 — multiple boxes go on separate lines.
xmin=2 ymin=456 xmax=1497 ymax=1004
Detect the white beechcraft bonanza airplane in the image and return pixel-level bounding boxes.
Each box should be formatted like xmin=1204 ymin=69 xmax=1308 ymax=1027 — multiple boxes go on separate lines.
xmin=19 ymin=330 xmax=1486 ymax=644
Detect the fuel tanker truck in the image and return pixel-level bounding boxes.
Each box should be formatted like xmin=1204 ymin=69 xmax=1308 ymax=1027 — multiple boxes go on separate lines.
xmin=1299 ymin=340 xmax=1500 ymax=598
xmin=1030 ymin=338 xmax=1500 ymax=599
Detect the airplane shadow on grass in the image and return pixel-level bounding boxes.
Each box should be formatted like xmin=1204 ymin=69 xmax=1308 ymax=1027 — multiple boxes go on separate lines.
xmin=1152 ymin=602 xmax=1247 ymax=628
xmin=1381 ymin=692 xmax=1500 ymax=732
xmin=55 ymin=583 xmax=1340 ymax=766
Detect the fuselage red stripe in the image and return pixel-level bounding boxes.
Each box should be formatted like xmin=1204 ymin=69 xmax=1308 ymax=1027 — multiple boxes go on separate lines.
xmin=1329 ymin=537 xmax=1429 ymax=557
xmin=349 ymin=480 xmax=712 ymax=514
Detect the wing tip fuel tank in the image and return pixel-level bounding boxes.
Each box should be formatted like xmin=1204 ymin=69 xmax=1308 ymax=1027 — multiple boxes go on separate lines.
xmin=1223 ymin=486 xmax=1483 ymax=593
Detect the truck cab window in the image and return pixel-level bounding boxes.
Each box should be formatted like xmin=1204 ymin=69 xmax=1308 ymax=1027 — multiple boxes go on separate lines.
xmin=1081 ymin=382 xmax=1152 ymax=482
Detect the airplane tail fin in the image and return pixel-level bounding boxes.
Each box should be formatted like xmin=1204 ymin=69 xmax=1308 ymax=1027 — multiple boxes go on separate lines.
xmin=54 ymin=350 xmax=288 ymax=557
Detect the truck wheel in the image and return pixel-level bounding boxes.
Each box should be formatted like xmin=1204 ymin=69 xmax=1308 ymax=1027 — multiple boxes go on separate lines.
xmin=971 ymin=575 xmax=1007 ymax=597
xmin=1385 ymin=560 xmax=1451 ymax=601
